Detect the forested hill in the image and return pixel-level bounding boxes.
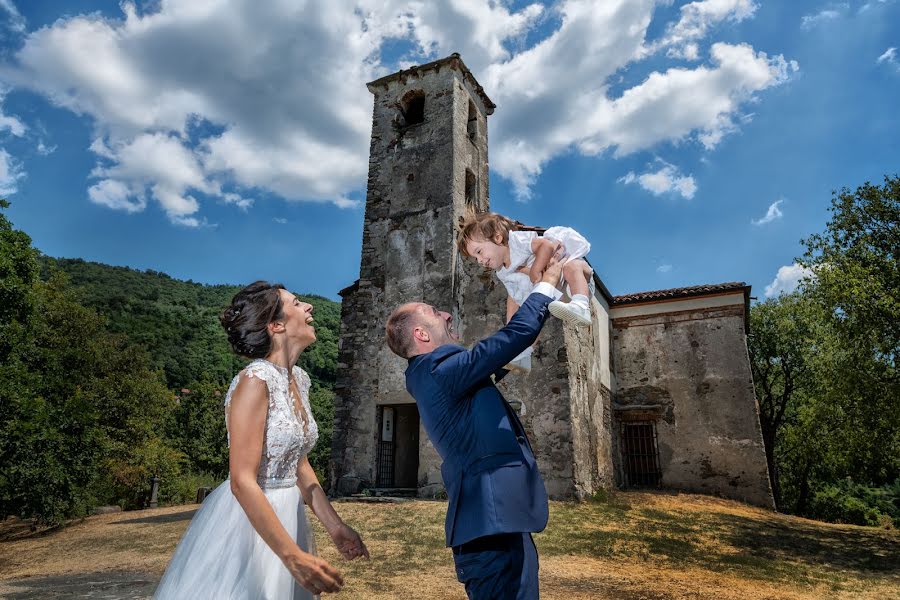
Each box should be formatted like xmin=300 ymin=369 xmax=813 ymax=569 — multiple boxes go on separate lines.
xmin=39 ymin=257 xmax=341 ymax=391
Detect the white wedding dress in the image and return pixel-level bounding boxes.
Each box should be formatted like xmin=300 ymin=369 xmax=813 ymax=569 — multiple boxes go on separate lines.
xmin=154 ymin=359 xmax=320 ymax=600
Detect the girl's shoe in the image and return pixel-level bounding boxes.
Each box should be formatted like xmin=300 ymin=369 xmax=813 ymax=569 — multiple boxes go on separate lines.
xmin=549 ymin=300 xmax=591 ymax=327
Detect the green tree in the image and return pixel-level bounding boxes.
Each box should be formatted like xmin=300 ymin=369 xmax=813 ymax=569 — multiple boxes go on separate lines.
xmin=165 ymin=380 xmax=230 ymax=479
xmin=750 ymin=176 xmax=900 ymax=525
xmin=0 ymin=199 xmax=39 ymax=361
xmin=0 ymin=203 xmax=181 ymax=524
xmin=747 ymin=292 xmax=818 ymax=509
xmin=800 ymin=175 xmax=900 ymax=367
xmin=307 ymin=384 xmax=335 ymax=486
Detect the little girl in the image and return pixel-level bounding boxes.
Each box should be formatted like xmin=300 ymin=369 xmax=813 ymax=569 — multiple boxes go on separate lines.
xmin=457 ymin=212 xmax=594 ymax=371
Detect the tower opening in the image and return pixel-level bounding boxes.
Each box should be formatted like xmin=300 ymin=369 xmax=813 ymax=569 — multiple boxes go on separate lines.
xmin=467 ymin=100 xmax=478 ymax=140
xmin=465 ymin=169 xmax=477 ymax=207
xmin=400 ymin=90 xmax=425 ymax=127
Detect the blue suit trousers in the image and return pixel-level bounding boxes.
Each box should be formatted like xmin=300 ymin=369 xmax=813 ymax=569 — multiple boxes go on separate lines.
xmin=452 ymin=532 xmax=539 ymax=600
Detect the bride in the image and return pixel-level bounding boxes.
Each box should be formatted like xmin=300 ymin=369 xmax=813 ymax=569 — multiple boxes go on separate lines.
xmin=154 ymin=281 xmax=368 ymax=599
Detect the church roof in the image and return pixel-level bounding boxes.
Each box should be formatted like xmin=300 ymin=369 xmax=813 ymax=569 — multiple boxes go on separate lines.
xmin=611 ymin=282 xmax=749 ymax=306
xmin=367 ymin=53 xmax=496 ymax=115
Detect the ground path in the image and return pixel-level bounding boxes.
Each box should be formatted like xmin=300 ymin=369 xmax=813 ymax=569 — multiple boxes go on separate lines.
xmin=2 ymin=492 xmax=898 ymax=599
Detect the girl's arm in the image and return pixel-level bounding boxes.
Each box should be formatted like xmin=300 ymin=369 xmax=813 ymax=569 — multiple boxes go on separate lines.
xmin=297 ymin=456 xmax=369 ymax=560
xmin=228 ymin=376 xmax=343 ymax=594
xmin=528 ymin=237 xmax=564 ymax=283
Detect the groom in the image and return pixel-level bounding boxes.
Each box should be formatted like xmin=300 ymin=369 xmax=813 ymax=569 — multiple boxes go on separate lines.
xmin=385 ymin=258 xmax=564 ymax=599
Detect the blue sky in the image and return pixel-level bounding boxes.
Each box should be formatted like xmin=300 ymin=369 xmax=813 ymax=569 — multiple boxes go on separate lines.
xmin=0 ymin=0 xmax=897 ymax=301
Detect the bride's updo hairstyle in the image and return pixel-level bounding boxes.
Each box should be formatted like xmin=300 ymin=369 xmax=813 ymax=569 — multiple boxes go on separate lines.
xmin=220 ymin=281 xmax=286 ymax=358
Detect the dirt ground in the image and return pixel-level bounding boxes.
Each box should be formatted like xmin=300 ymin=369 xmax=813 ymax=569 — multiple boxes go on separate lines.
xmin=1 ymin=491 xmax=898 ymax=599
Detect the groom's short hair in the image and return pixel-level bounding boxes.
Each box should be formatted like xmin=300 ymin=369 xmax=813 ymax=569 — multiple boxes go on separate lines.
xmin=386 ymin=304 xmax=419 ymax=358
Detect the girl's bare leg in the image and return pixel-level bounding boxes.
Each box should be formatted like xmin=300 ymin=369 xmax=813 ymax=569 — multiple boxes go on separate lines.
xmin=563 ymin=259 xmax=591 ymax=298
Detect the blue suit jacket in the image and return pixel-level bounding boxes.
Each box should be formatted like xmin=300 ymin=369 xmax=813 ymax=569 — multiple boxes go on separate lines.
xmin=405 ymin=291 xmax=554 ymax=547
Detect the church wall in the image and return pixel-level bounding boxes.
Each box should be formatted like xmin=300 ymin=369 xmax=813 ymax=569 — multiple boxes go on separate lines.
xmin=564 ymin=294 xmax=616 ymax=499
xmin=610 ymin=294 xmax=775 ymax=508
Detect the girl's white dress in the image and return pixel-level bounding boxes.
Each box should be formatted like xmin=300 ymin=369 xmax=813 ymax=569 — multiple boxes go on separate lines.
xmin=495 ymin=226 xmax=592 ymax=306
xmin=154 ymin=359 xmax=320 ymax=600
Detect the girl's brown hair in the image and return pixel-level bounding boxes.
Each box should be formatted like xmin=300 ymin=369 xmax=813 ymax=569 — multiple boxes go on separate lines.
xmin=456 ymin=212 xmax=517 ymax=257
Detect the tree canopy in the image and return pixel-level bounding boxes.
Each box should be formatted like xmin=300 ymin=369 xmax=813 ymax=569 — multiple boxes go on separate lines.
xmin=749 ymin=176 xmax=899 ymax=527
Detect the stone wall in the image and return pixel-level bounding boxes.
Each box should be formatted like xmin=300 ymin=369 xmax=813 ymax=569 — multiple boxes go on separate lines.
xmin=564 ymin=294 xmax=616 ymax=499
xmin=610 ymin=294 xmax=775 ymax=508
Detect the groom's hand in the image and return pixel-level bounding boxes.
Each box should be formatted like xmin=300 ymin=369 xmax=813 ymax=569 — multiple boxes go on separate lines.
xmin=331 ymin=522 xmax=370 ymax=561
xmin=540 ymin=256 xmax=563 ymax=286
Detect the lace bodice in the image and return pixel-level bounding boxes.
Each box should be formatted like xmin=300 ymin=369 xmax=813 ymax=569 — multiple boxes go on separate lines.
xmin=223 ymin=359 xmax=319 ymax=484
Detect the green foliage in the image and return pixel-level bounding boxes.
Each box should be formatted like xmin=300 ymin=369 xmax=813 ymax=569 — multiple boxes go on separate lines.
xmin=0 ymin=266 xmax=179 ymax=523
xmin=0 ymin=208 xmax=262 ymax=522
xmin=807 ymin=479 xmax=899 ymax=528
xmin=41 ymin=256 xmax=341 ymax=391
xmin=0 ymin=199 xmax=39 ymax=362
xmin=165 ymin=381 xmax=230 ymax=479
xmin=307 ymin=384 xmax=335 ymax=486
xmin=39 ymin=257 xmax=246 ymax=390
xmin=747 ymin=293 xmax=820 ymax=507
xmin=800 ymin=175 xmax=900 ymax=365
xmin=160 ymin=471 xmax=223 ymax=506
xmin=750 ymin=176 xmax=900 ymax=528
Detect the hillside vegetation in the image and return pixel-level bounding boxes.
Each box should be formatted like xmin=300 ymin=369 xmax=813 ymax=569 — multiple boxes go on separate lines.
xmin=1 ymin=200 xmax=341 ymax=525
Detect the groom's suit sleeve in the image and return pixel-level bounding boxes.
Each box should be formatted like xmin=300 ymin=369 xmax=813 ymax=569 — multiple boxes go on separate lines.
xmin=433 ymin=282 xmax=560 ymax=397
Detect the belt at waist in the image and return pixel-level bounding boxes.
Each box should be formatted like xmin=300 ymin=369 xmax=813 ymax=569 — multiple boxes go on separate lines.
xmin=257 ymin=477 xmax=297 ymax=489
xmin=452 ymin=533 xmax=522 ymax=555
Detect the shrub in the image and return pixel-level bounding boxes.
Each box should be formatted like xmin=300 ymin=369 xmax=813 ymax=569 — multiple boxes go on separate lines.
xmin=807 ymin=479 xmax=898 ymax=528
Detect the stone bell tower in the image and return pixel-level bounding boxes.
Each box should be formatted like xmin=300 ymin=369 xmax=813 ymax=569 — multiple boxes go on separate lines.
xmin=331 ymin=54 xmax=497 ymax=495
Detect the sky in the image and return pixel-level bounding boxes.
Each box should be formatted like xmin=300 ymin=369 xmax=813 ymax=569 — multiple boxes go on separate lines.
xmin=0 ymin=0 xmax=897 ymax=301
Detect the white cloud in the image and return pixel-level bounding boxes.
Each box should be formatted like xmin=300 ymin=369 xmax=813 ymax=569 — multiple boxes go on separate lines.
xmin=764 ymin=263 xmax=815 ymax=297
xmin=860 ymin=0 xmax=891 ymax=13
xmin=0 ymin=91 xmax=25 ymax=137
xmin=0 ymin=0 xmax=25 ymax=33
xmin=273 ymin=217 xmax=288 ymax=224
xmin=751 ymin=199 xmax=783 ymax=226
xmin=489 ymin=31 xmax=796 ymax=198
xmin=877 ymin=47 xmax=897 ymax=63
xmin=36 ymin=141 xmax=57 ymax=155
xmin=653 ymin=0 xmax=758 ymax=59
xmin=88 ymin=178 xmax=144 ymax=213
xmin=657 ymin=264 xmax=673 ymax=273
xmin=619 ymin=160 xmax=697 ymax=199
xmin=1 ymin=0 xmax=796 ymax=219
xmin=0 ymin=147 xmax=23 ymax=195
xmin=801 ymin=4 xmax=849 ymax=30
xmin=876 ymin=47 xmax=899 ymax=71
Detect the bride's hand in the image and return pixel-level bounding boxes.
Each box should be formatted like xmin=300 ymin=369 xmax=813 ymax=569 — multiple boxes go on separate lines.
xmin=283 ymin=550 xmax=344 ymax=595
xmin=330 ymin=523 xmax=370 ymax=560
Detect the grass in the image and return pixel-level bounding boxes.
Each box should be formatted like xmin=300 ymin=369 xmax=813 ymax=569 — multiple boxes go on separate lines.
xmin=1 ymin=490 xmax=898 ymax=599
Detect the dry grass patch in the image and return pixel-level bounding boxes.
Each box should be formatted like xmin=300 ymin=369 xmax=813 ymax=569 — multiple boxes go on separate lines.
xmin=1 ymin=491 xmax=898 ymax=599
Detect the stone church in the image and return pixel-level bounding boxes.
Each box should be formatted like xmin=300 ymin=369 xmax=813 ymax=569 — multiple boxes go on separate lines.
xmin=330 ymin=54 xmax=774 ymax=509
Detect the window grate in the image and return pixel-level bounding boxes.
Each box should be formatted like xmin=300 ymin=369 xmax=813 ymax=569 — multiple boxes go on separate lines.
xmin=620 ymin=421 xmax=662 ymax=487
xmin=376 ymin=406 xmax=395 ymax=487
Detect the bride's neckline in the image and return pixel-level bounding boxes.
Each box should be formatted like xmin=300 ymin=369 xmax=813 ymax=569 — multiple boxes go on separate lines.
xmin=254 ymin=359 xmax=310 ymax=436
xmin=256 ymin=358 xmax=290 ymax=373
